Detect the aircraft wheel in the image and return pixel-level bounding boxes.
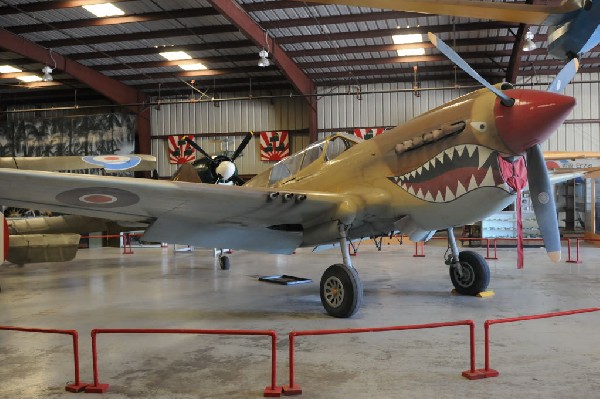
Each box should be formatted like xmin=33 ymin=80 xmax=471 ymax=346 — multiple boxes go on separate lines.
xmin=449 ymin=250 xmax=490 ymax=295
xmin=320 ymin=264 xmax=363 ymax=318
xmin=219 ymin=256 xmax=230 ymax=270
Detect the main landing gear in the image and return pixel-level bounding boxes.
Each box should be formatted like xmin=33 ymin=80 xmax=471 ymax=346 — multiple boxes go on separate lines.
xmin=445 ymin=227 xmax=490 ymax=295
xmin=320 ymin=224 xmax=363 ymax=318
xmin=214 ymin=248 xmax=231 ymax=270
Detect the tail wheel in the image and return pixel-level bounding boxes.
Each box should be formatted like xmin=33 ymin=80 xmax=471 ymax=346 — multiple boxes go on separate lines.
xmin=219 ymin=256 xmax=230 ymax=270
xmin=320 ymin=264 xmax=363 ymax=318
xmin=449 ymin=250 xmax=490 ymax=295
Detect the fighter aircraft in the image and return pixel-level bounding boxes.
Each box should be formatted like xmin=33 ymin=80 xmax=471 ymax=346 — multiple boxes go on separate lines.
xmin=298 ymin=0 xmax=600 ymax=61
xmin=0 ymin=34 xmax=578 ymax=317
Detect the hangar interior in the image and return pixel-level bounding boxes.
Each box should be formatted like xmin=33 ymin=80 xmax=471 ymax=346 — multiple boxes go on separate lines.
xmin=0 ymin=0 xmax=599 ymax=398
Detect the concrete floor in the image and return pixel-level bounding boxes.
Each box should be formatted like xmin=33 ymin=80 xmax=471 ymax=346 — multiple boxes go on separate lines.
xmin=0 ymin=241 xmax=599 ymax=398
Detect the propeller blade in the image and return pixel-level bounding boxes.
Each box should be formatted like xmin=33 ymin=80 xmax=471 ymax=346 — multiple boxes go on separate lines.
xmin=183 ymin=136 xmax=212 ymax=159
xmin=427 ymin=32 xmax=515 ymax=106
xmin=580 ymin=25 xmax=600 ymax=54
xmin=231 ymin=131 xmax=254 ymax=161
xmin=526 ymin=144 xmax=561 ymax=262
xmin=548 ymin=57 xmax=580 ymax=93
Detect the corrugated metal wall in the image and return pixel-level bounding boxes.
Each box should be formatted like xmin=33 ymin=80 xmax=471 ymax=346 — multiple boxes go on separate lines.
xmin=152 ymin=77 xmax=600 ymax=177
xmin=151 ymin=92 xmax=309 ymax=177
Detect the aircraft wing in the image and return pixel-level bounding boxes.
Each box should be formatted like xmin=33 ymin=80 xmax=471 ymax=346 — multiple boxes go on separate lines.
xmin=0 ymin=154 xmax=156 ymax=172
xmin=298 ymin=0 xmax=579 ymax=25
xmin=0 ymin=169 xmax=343 ymax=254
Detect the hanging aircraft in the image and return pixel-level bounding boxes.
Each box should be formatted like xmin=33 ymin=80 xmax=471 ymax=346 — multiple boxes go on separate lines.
xmin=297 ymin=0 xmax=600 ymax=61
xmin=0 ymin=34 xmax=578 ymax=317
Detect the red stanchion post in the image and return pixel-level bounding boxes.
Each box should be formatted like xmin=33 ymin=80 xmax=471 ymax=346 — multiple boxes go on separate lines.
xmin=0 ymin=326 xmax=89 ymax=392
xmin=413 ymin=241 xmax=425 ymax=257
xmin=283 ymin=332 xmax=302 ymax=395
xmin=566 ymin=238 xmax=582 ymax=264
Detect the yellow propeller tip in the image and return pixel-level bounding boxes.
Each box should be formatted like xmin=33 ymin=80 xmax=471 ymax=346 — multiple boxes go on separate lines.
xmin=547 ymin=251 xmax=561 ymax=262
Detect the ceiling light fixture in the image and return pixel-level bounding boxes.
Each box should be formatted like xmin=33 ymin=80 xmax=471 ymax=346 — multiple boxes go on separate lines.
xmin=17 ymin=75 xmax=43 ymax=83
xmin=0 ymin=65 xmax=22 ymax=74
xmin=258 ymin=49 xmax=270 ymax=67
xmin=179 ymin=63 xmax=208 ymax=71
xmin=160 ymin=51 xmax=192 ymax=61
xmin=392 ymin=34 xmax=425 ymax=56
xmin=82 ymin=3 xmax=125 ymax=17
xmin=523 ymin=29 xmax=537 ymax=52
xmin=397 ymin=48 xmax=426 ymax=57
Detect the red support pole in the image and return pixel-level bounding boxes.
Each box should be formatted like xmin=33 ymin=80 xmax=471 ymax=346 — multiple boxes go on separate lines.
xmin=85 ymin=330 xmax=109 ymax=393
xmin=413 ymin=241 xmax=425 ymax=257
xmin=65 ymin=331 xmax=89 ymax=392
xmin=462 ymin=321 xmax=486 ymax=380
xmin=283 ymin=333 xmax=302 ymax=395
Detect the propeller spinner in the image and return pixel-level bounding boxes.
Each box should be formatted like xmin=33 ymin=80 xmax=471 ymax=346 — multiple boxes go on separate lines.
xmin=184 ymin=132 xmax=253 ymax=186
xmin=429 ymin=32 xmax=578 ymax=263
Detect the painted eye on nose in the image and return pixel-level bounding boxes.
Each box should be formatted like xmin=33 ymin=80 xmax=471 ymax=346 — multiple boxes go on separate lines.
xmin=470 ymin=121 xmax=487 ymax=132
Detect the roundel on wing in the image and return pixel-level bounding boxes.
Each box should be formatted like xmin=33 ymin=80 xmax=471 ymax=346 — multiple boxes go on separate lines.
xmin=56 ymin=187 xmax=140 ymax=208
xmin=82 ymin=155 xmax=142 ymax=170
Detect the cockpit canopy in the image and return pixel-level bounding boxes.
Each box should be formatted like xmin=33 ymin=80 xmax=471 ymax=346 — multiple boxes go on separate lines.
xmin=268 ymin=133 xmax=361 ymax=185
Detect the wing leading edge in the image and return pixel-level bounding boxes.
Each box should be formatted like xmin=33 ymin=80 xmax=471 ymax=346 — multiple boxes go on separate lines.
xmin=0 ymin=169 xmax=345 ymax=253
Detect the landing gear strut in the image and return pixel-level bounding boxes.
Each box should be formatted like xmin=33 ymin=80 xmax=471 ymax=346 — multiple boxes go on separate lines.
xmin=446 ymin=227 xmax=490 ymax=295
xmin=320 ymin=224 xmax=363 ymax=318
xmin=214 ymin=248 xmax=230 ymax=270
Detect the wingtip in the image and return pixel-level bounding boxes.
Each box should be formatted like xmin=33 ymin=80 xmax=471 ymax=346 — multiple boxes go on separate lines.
xmin=547 ymin=251 xmax=561 ymax=262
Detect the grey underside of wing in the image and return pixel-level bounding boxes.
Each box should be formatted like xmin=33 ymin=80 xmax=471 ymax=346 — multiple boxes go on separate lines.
xmin=0 ymin=169 xmax=342 ymax=253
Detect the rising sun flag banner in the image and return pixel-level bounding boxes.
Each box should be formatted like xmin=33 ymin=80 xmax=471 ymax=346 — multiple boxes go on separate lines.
xmin=353 ymin=128 xmax=386 ymax=140
xmin=260 ymin=131 xmax=290 ymax=161
xmin=168 ymin=135 xmax=196 ymax=164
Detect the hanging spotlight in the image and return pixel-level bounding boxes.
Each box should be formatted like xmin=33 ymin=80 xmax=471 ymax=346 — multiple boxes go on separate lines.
xmin=258 ymin=49 xmax=270 ymax=67
xmin=41 ymin=65 xmax=53 ymax=82
xmin=523 ymin=29 xmax=537 ymax=52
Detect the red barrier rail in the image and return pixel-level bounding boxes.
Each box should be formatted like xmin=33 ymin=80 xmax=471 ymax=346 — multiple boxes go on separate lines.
xmin=478 ymin=307 xmax=600 ymax=378
xmin=0 ymin=326 xmax=88 ymax=392
xmin=283 ymin=319 xmax=479 ymax=395
xmin=85 ymin=328 xmax=282 ymax=397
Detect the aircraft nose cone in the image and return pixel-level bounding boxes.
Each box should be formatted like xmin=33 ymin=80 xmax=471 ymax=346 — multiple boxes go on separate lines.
xmin=494 ymin=89 xmax=576 ymax=154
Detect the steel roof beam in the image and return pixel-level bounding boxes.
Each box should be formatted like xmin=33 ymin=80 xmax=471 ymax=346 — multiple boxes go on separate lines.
xmin=65 ymin=40 xmax=254 ymax=61
xmin=0 ymin=0 xmax=128 ymax=15
xmin=7 ymin=8 xmax=219 ymax=34
xmin=276 ymin=22 xmax=519 ymax=44
xmin=260 ymin=11 xmax=426 ymax=29
xmin=207 ymin=0 xmax=314 ymax=98
xmin=36 ymin=25 xmax=239 ymax=48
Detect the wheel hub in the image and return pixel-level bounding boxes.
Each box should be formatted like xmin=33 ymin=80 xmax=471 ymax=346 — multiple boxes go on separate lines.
xmin=454 ymin=263 xmax=475 ymax=287
xmin=324 ymin=276 xmax=344 ymax=307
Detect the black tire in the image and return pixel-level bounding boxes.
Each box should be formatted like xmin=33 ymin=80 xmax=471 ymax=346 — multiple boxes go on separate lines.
xmin=449 ymin=250 xmax=490 ymax=295
xmin=320 ymin=264 xmax=363 ymax=318
xmin=219 ymin=256 xmax=230 ymax=270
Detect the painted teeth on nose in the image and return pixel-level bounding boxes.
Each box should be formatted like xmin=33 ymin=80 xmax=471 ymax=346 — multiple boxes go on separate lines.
xmin=478 ymin=148 xmax=489 ymax=168
xmin=468 ymin=175 xmax=478 ymax=191
xmin=445 ymin=186 xmax=455 ymax=201
xmin=481 ymin=167 xmax=495 ymax=187
xmin=466 ymin=144 xmax=477 ymax=157
xmin=456 ymin=181 xmax=467 ymax=197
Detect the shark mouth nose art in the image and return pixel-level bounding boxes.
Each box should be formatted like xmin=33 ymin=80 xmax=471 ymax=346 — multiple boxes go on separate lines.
xmin=389 ymin=145 xmax=509 ymax=203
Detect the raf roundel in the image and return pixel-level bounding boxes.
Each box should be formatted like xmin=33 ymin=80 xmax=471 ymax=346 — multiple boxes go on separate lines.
xmin=82 ymin=155 xmax=142 ymax=171
xmin=56 ymin=188 xmax=139 ymax=208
